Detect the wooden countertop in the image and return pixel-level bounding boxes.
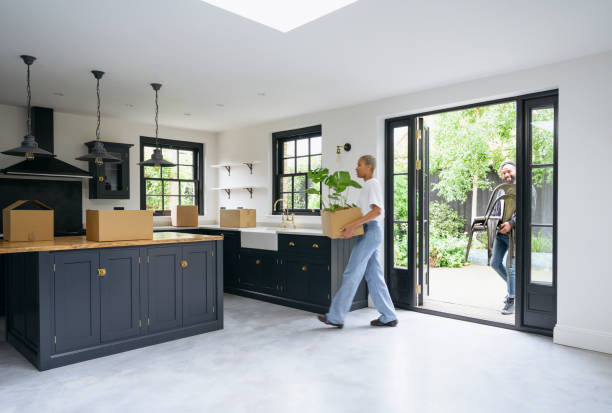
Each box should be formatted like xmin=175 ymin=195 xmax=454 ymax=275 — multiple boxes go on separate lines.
xmin=0 ymin=232 xmax=223 ymax=254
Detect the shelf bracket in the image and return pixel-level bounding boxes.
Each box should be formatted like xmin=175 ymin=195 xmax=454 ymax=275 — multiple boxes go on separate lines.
xmin=245 ymin=187 xmax=254 ymax=198
xmin=243 ymin=162 xmax=254 ymax=174
xmin=223 ymin=188 xmax=231 ymax=199
xmin=223 ymin=165 xmax=231 ymax=176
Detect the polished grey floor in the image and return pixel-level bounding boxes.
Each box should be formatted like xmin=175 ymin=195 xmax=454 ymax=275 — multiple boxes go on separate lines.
xmin=1 ymin=294 xmax=611 ymax=413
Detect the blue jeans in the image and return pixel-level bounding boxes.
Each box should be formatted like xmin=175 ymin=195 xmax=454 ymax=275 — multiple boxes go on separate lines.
xmin=326 ymin=221 xmax=397 ymax=324
xmin=491 ymin=232 xmax=515 ymax=298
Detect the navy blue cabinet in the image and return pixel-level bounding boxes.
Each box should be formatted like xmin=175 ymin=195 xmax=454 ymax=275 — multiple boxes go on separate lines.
xmin=182 ymin=243 xmax=216 ymax=327
xmin=100 ymin=248 xmax=141 ymax=343
xmin=52 ymin=250 xmax=101 ymax=354
xmin=146 ymin=246 xmax=182 ymax=333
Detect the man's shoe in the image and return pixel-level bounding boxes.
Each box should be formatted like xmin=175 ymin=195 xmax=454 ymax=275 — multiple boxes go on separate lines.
xmin=370 ymin=318 xmax=398 ymax=327
xmin=501 ymin=297 xmax=515 ymax=315
xmin=317 ymin=314 xmax=343 ymax=329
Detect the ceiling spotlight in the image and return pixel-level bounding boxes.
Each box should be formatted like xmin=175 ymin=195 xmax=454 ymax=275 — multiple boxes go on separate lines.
xmin=184 ymin=113 xmax=192 ymax=116
xmin=257 ymin=92 xmax=266 ymax=96
xmin=125 ymin=103 xmax=134 ymax=108
xmin=53 ymin=92 xmax=64 ymax=97
xmin=216 ymin=103 xmax=225 ymax=107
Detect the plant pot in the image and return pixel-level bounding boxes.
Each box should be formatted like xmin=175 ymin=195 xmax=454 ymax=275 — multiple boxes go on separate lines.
xmin=321 ymin=207 xmax=364 ymax=239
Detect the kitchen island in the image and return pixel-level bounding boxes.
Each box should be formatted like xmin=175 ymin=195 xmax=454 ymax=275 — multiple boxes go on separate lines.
xmin=1 ymin=232 xmax=223 ymax=370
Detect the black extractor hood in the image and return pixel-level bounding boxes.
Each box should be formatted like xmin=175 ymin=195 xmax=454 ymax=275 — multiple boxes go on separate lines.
xmin=2 ymin=107 xmax=91 ymax=179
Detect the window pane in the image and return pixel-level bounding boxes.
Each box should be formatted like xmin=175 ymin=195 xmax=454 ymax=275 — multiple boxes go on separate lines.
xmin=182 ymin=196 xmax=195 ymax=206
xmin=146 ymin=196 xmax=162 ymax=210
xmin=296 ymin=156 xmax=309 ymax=173
xmin=180 ymin=181 xmax=195 ymax=196
xmin=162 ymin=148 xmax=178 ymax=164
xmin=531 ymin=226 xmax=553 ymax=285
xmin=144 ymin=146 xmax=156 ymax=161
xmin=164 ymin=195 xmax=179 ymax=211
xmin=310 ymin=155 xmax=321 ymax=170
xmin=283 ymin=158 xmax=295 ymax=174
xmin=394 ymin=126 xmax=408 ymax=173
xmin=178 ymin=165 xmax=194 ymax=180
xmin=162 ymin=166 xmax=178 ymax=179
xmin=294 ymin=175 xmax=306 ymax=192
xmin=283 ymin=140 xmax=295 ymax=157
xmin=393 ymin=174 xmax=408 ymax=221
xmin=179 ymin=150 xmax=193 ymax=165
xmin=144 ymin=165 xmax=160 ymax=178
xmin=145 ymin=179 xmax=162 ymax=195
xmin=393 ymin=222 xmax=408 ymax=269
xmin=531 ymin=107 xmax=554 ymax=164
xmin=281 ymin=176 xmax=292 ymax=192
xmin=310 ymin=136 xmax=322 ymax=154
xmin=294 ymin=192 xmax=306 ymax=209
xmin=531 ymin=167 xmax=553 ymax=225
xmin=282 ymin=193 xmax=293 ymax=210
xmin=296 ymin=138 xmax=309 ymax=156
xmin=164 ymin=181 xmax=179 ymax=195
xmin=307 ymin=192 xmax=320 ymax=210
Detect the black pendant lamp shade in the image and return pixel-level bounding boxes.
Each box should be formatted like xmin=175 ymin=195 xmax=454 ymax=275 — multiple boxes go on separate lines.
xmin=2 ymin=55 xmax=55 ymax=160
xmin=75 ymin=70 xmax=120 ymax=165
xmin=139 ymin=83 xmax=175 ymax=167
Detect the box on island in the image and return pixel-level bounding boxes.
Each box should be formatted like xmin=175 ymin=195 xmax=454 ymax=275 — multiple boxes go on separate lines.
xmin=86 ymin=209 xmax=153 ymax=241
xmin=220 ymin=208 xmax=256 ymax=228
xmin=2 ymin=200 xmax=54 ymax=241
xmin=171 ymin=205 xmax=198 ymax=227
xmin=321 ymin=207 xmax=364 ymax=239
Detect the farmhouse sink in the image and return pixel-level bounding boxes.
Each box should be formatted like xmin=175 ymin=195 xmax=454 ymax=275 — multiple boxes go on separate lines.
xmin=240 ymin=227 xmax=278 ymax=251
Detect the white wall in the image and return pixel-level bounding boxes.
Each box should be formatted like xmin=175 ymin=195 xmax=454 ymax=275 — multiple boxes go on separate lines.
xmin=217 ymin=51 xmax=612 ymax=354
xmin=0 ymin=104 xmax=219 ymax=225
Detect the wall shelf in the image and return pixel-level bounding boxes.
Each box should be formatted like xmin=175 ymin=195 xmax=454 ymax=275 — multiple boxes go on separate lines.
xmin=210 ymin=161 xmax=261 ymax=176
xmin=211 ymin=186 xmax=265 ymax=199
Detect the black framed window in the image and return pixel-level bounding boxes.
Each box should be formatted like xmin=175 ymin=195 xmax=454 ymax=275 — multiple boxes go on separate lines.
xmin=272 ymin=125 xmax=322 ymax=215
xmin=140 ymin=136 xmax=204 ymax=216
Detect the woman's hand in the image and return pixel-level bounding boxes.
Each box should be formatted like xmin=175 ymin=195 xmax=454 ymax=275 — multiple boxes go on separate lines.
xmin=341 ymin=223 xmax=355 ymax=239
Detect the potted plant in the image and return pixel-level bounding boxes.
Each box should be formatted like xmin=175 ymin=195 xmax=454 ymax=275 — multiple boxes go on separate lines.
xmin=306 ymin=168 xmax=365 ymax=239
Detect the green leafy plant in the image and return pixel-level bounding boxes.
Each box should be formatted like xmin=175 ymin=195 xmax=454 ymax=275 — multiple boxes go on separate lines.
xmin=306 ymin=168 xmax=362 ymax=212
xmin=429 ymin=202 xmax=469 ymax=267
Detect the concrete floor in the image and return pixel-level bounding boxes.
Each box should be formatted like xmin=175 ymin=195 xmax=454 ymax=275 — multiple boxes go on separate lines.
xmin=1 ymin=294 xmax=611 ymax=413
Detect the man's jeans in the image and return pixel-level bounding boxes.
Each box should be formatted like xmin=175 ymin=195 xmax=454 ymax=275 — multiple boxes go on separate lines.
xmin=491 ymin=232 xmax=516 ymax=298
xmin=326 ymin=221 xmax=397 ymax=324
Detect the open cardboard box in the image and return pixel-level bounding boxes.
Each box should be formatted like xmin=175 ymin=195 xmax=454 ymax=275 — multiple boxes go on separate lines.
xmin=321 ymin=207 xmax=364 ymax=239
xmin=86 ymin=209 xmax=153 ymax=241
xmin=2 ymin=200 xmax=54 ymax=241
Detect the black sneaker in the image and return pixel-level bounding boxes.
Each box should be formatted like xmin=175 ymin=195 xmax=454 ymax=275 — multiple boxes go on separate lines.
xmin=370 ymin=318 xmax=398 ymax=327
xmin=501 ymin=297 xmax=515 ymax=315
xmin=317 ymin=314 xmax=343 ymax=329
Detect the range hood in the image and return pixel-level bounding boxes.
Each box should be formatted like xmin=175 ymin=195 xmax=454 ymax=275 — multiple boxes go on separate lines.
xmin=2 ymin=107 xmax=91 ymax=179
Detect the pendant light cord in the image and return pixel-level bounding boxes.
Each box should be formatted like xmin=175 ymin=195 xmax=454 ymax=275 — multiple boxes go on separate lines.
xmin=26 ymin=62 xmax=31 ymax=136
xmin=96 ymin=77 xmax=101 ymax=140
xmin=154 ymin=88 xmax=159 ymax=146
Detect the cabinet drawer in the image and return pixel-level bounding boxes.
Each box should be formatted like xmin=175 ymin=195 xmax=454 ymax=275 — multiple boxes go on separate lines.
xmin=278 ymin=234 xmax=330 ymax=256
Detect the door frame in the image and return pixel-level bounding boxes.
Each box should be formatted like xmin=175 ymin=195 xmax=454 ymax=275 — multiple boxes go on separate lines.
xmin=384 ymin=90 xmax=558 ymax=336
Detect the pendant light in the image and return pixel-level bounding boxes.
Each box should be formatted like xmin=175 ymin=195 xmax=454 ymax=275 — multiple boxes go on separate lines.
xmin=2 ymin=55 xmax=55 ymax=160
xmin=75 ymin=70 xmax=121 ymax=165
xmin=138 ymin=83 xmax=175 ymax=167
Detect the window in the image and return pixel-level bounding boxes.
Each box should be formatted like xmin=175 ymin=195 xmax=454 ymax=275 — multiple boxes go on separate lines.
xmin=272 ymin=125 xmax=322 ymax=215
xmin=140 ymin=136 xmax=204 ymax=216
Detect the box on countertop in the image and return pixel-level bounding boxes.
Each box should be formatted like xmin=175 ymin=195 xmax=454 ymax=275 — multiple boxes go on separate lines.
xmin=86 ymin=209 xmax=153 ymax=241
xmin=220 ymin=208 xmax=256 ymax=228
xmin=171 ymin=205 xmax=198 ymax=227
xmin=2 ymin=200 xmax=54 ymax=242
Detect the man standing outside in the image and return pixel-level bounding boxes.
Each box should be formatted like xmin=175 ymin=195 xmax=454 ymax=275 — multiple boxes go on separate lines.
xmin=318 ymin=155 xmax=398 ymax=328
xmin=491 ymin=161 xmax=517 ymax=315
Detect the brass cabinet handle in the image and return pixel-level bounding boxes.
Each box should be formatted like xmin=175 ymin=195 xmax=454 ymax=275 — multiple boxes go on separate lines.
xmin=288 ymin=241 xmax=295 ymax=247
xmin=312 ymin=243 xmax=319 ymax=248
xmin=97 ymin=268 xmax=107 ymax=277
xmin=180 ymin=260 xmax=188 ymax=268
xmin=256 ymin=259 xmax=261 ymax=265
xmin=301 ymin=265 xmax=307 ymax=272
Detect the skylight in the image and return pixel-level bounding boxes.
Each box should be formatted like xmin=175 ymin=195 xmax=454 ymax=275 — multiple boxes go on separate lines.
xmin=201 ymin=0 xmax=358 ymax=32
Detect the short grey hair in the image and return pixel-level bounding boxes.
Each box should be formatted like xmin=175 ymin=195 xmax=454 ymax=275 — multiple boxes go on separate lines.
xmin=360 ymin=155 xmax=376 ymax=172
xmin=498 ymin=160 xmax=516 ymax=176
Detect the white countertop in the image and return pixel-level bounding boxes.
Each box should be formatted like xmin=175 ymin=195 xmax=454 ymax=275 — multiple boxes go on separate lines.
xmin=153 ymin=224 xmax=324 ymax=236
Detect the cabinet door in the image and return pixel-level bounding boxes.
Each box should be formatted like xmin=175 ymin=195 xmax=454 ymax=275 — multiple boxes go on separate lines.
xmin=147 ymin=246 xmax=181 ymax=333
xmin=239 ymin=251 xmax=260 ymax=290
xmin=283 ymin=256 xmax=309 ymax=302
xmin=99 ymin=248 xmax=140 ymax=343
xmin=307 ymin=260 xmax=331 ymax=306
xmin=182 ymin=243 xmax=216 ymax=326
xmin=259 ymin=254 xmax=279 ymax=296
xmin=223 ymin=233 xmax=240 ymax=289
xmin=52 ymin=250 xmax=100 ymax=354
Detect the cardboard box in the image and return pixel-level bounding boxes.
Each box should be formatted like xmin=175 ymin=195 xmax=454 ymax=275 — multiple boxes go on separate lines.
xmin=171 ymin=205 xmax=198 ymax=227
xmin=2 ymin=200 xmax=54 ymax=241
xmin=220 ymin=209 xmax=256 ymax=228
xmin=86 ymin=210 xmax=153 ymax=241
xmin=321 ymin=207 xmax=364 ymax=239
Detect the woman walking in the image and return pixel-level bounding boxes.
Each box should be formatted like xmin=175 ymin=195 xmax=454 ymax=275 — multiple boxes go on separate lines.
xmin=317 ymin=155 xmax=398 ymax=328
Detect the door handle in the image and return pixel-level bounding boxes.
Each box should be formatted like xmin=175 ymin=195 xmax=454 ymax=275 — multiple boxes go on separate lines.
xmin=97 ymin=268 xmax=107 ymax=277
xmin=288 ymin=241 xmax=295 ymax=247
xmin=180 ymin=260 xmax=188 ymax=268
xmin=301 ymin=265 xmax=307 ymax=272
xmin=256 ymin=259 xmax=261 ymax=265
xmin=312 ymin=243 xmax=319 ymax=248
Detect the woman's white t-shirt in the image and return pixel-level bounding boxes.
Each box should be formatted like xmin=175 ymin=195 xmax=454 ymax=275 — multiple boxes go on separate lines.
xmin=357 ymin=178 xmax=384 ymax=225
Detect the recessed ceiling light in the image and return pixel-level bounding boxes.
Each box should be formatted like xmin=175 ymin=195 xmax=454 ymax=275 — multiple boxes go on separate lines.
xmin=126 ymin=104 xmax=134 ymax=108
xmin=184 ymin=113 xmax=192 ymax=116
xmin=216 ymin=103 xmax=225 ymax=107
xmin=53 ymin=92 xmax=64 ymax=96
xmin=201 ymin=0 xmax=358 ymax=32
xmin=257 ymin=92 xmax=266 ymax=96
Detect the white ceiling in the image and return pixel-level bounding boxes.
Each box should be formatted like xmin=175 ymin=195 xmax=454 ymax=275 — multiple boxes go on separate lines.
xmin=0 ymin=0 xmax=611 ymax=132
